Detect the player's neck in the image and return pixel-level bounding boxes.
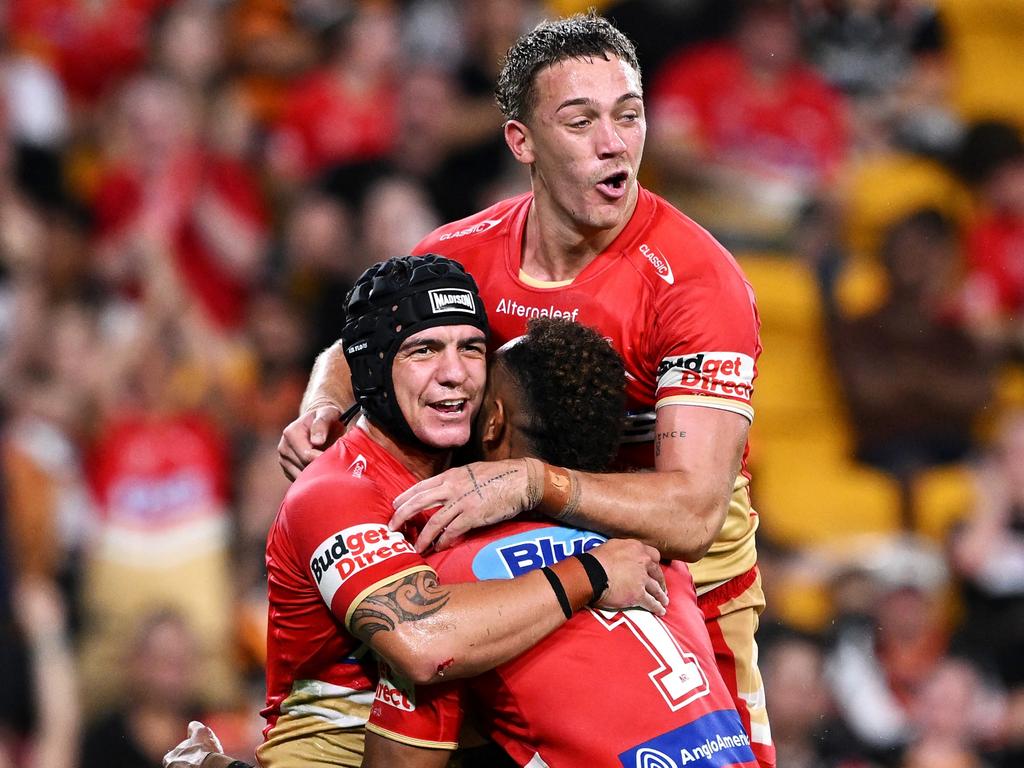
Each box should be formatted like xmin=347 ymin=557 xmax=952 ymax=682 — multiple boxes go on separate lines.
xmin=520 ymin=192 xmax=637 ymax=282
xmin=357 ymin=418 xmax=451 ymax=480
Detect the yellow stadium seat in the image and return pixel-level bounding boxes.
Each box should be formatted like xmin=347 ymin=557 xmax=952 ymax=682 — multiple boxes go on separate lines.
xmin=841 ymin=152 xmax=971 ymax=262
xmin=739 ymin=253 xmax=904 ymax=549
xmin=911 ymin=463 xmax=977 ymax=542
xmin=939 ymin=0 xmax=1024 ymax=127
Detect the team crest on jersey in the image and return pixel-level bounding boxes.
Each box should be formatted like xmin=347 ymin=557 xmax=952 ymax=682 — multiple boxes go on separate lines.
xmin=640 ymin=243 xmax=674 ymax=285
xmin=471 ymin=527 xmax=606 ymax=580
xmin=618 ymin=710 xmax=754 ymax=767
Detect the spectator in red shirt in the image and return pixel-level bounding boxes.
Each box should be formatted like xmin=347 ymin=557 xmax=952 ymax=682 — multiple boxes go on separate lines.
xmin=92 ymin=75 xmax=269 ymax=332
xmin=955 ymin=120 xmax=1024 ymax=354
xmin=8 ymin=0 xmax=164 ymax=108
xmin=648 ymin=0 xmax=849 ymax=251
xmin=267 ymin=3 xmax=400 ymax=184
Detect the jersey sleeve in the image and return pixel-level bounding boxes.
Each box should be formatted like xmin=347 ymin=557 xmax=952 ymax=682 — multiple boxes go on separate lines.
xmin=367 ymin=661 xmax=465 ymax=751
xmin=652 ymin=241 xmax=760 ymax=423
xmin=282 ymin=475 xmax=434 ymax=628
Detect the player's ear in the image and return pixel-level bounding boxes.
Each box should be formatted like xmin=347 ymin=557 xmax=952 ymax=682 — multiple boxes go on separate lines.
xmin=504 ymin=120 xmax=534 ymax=166
xmin=480 ymin=396 xmax=508 ymax=454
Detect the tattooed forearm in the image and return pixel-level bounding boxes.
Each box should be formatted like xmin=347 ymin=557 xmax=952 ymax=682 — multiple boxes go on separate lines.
xmin=654 ymin=430 xmax=687 ymax=458
xmin=351 ymin=571 xmax=451 ymax=641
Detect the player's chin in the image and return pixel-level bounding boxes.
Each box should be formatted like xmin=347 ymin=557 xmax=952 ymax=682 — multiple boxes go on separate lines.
xmin=415 ymin=421 xmax=473 ymax=451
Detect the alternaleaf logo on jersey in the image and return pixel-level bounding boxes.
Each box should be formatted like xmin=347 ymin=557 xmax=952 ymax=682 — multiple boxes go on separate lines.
xmin=310 ymin=524 xmax=416 ymax=606
xmin=428 ymin=288 xmax=476 ymax=315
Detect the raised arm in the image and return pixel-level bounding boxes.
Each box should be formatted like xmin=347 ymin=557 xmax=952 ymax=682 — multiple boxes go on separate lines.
xmin=350 ymin=537 xmax=667 ymax=686
xmin=278 ymin=341 xmax=353 ymax=479
xmin=392 ymin=405 xmax=748 ymax=562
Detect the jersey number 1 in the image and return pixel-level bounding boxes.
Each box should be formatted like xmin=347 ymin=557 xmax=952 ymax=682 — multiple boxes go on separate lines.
xmin=590 ymin=608 xmax=710 ymax=711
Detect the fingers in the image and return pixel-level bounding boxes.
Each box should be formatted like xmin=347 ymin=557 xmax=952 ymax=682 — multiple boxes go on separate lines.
xmin=392 ymin=474 xmax=445 ymax=510
xmin=411 ymin=505 xmax=460 ymax=553
xmin=278 ymin=412 xmax=326 ymax=480
xmin=390 ymin=486 xmax=450 ymax=532
xmin=277 ymin=435 xmax=311 ymax=481
xmin=640 ymin=582 xmax=668 ymax=616
xmin=308 ymin=405 xmax=341 ymax=447
xmin=645 ymin=576 xmax=669 ymax=613
xmin=646 ymin=557 xmax=668 ymax=596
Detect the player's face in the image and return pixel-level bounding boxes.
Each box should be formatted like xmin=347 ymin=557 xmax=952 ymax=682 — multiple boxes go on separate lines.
xmin=391 ymin=325 xmax=487 ymax=450
xmin=517 ymin=54 xmax=645 ymax=234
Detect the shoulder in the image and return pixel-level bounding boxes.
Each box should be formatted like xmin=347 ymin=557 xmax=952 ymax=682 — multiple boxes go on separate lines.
xmin=413 ymin=195 xmax=528 ymax=261
xmin=281 ymin=446 xmax=388 ymax=527
xmin=625 ymin=191 xmax=753 ymax=303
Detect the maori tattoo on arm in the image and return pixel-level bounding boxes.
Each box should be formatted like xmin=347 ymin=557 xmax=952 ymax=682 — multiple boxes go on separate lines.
xmin=654 ymin=430 xmax=687 ymax=458
xmin=351 ymin=570 xmax=451 ymax=641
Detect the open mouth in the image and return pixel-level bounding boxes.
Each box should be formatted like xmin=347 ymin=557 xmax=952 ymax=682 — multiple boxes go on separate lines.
xmin=429 ymin=398 xmax=468 ymax=415
xmin=596 ymin=171 xmax=629 ymax=199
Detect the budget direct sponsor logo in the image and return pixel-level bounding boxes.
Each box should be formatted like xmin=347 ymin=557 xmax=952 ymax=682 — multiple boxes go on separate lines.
xmin=495 ymin=298 xmax=581 ymax=322
xmin=640 ymin=243 xmax=674 ymax=285
xmin=428 ymin=288 xmax=476 ymax=315
xmin=375 ymin=672 xmax=416 ymax=712
xmin=656 ymin=352 xmax=754 ymax=402
xmin=310 ymin=524 xmax=415 ymax=605
xmin=618 ymin=710 xmax=755 ymax=768
xmin=438 ymin=217 xmax=503 ymax=241
xmin=471 ymin=527 xmax=606 ymax=580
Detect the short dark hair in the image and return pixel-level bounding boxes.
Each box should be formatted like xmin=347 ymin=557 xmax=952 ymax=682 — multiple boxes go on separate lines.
xmin=499 ymin=318 xmax=626 ymax=472
xmin=495 ymin=11 xmax=642 ymax=123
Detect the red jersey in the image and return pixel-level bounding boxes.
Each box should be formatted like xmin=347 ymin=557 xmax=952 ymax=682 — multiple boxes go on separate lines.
xmin=413 ymin=187 xmax=761 ymax=587
xmin=368 ymin=521 xmax=758 ymax=768
xmin=261 ymin=427 xmax=432 ymax=751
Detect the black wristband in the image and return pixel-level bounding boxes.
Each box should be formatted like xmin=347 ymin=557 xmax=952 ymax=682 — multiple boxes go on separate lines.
xmin=540 ymin=566 xmax=573 ymax=619
xmin=575 ymin=551 xmax=609 ymax=604
xmin=226 ymin=761 xmax=255 ymax=768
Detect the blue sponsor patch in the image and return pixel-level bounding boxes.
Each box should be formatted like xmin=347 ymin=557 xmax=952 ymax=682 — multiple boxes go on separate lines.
xmin=619 ymin=710 xmax=754 ymax=768
xmin=471 ymin=527 xmax=606 ymax=580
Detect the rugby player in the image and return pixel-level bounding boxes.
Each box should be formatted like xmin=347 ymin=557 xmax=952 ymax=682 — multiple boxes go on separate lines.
xmin=254 ymin=256 xmax=667 ymax=767
xmin=364 ymin=317 xmax=758 ymax=767
xmin=279 ymin=13 xmax=772 ymax=765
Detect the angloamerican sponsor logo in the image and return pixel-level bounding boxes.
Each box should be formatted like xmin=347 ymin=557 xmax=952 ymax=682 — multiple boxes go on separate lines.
xmin=428 ymin=288 xmax=476 ymax=314
xmin=471 ymin=527 xmax=606 ymax=580
xmin=640 ymin=243 xmax=674 ymax=285
xmin=656 ymin=352 xmax=754 ymax=401
xmin=495 ymin=298 xmax=580 ymax=322
xmin=438 ymin=217 xmax=503 ymax=240
xmin=618 ymin=710 xmax=755 ymax=767
xmin=310 ymin=524 xmax=415 ymax=605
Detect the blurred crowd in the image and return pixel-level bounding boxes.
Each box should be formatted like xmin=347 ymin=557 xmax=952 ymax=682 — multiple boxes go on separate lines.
xmin=0 ymin=1 xmax=1022 ymax=767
